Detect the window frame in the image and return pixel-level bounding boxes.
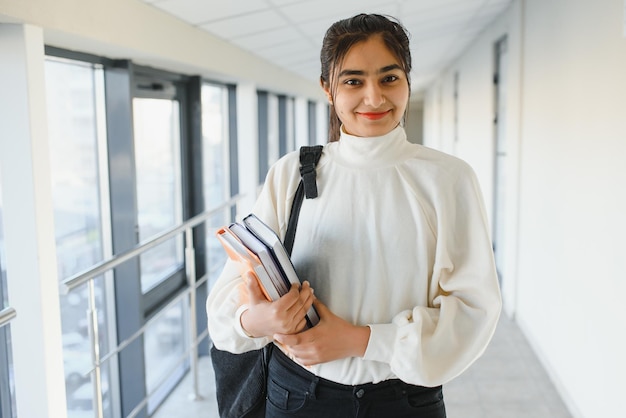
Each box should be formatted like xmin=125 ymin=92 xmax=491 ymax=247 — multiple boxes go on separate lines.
xmin=43 ymin=47 xmax=214 ymax=417
xmin=131 ymin=65 xmax=189 ymax=316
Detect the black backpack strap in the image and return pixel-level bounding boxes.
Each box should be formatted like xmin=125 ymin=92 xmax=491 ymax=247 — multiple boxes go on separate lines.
xmin=299 ymin=145 xmax=324 ymax=198
xmin=284 ymin=145 xmax=323 ymax=255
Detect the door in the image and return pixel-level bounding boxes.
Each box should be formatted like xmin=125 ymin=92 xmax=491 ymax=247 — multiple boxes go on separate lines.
xmin=493 ymin=36 xmax=509 ymax=283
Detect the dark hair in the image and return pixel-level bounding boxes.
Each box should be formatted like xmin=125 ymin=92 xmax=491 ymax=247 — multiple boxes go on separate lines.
xmin=320 ymin=14 xmax=412 ymax=142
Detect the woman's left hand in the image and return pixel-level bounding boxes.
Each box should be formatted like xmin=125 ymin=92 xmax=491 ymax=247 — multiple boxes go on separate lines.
xmin=273 ymin=299 xmax=371 ymax=366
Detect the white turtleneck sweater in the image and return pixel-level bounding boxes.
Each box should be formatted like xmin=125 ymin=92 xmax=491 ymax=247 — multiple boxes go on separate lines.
xmin=206 ymin=126 xmax=501 ymax=387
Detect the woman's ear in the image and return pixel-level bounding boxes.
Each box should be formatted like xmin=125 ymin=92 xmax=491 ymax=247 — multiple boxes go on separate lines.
xmin=320 ymin=77 xmax=333 ymax=105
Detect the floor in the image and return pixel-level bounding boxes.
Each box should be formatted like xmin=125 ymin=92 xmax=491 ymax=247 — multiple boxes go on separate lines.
xmin=152 ymin=314 xmax=573 ymax=418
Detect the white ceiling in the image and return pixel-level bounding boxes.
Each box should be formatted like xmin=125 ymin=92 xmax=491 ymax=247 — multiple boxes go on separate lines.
xmin=142 ymin=0 xmax=512 ymax=92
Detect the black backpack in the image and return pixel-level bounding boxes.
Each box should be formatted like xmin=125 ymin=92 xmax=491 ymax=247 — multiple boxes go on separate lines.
xmin=210 ymin=145 xmax=323 ymax=418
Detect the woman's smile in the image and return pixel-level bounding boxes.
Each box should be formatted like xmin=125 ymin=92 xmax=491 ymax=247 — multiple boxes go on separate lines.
xmin=357 ymin=110 xmax=392 ymax=121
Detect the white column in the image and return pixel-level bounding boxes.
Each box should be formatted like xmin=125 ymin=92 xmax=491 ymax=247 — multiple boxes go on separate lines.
xmin=316 ymin=101 xmax=328 ymax=144
xmin=235 ymin=82 xmax=259 ymax=215
xmin=0 ymin=24 xmax=67 ymax=418
xmin=422 ymin=83 xmax=442 ymax=150
xmin=294 ymin=97 xmax=309 ymax=148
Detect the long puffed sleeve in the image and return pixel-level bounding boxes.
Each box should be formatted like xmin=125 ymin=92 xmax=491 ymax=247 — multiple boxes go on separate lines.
xmin=205 ymin=259 xmax=272 ymax=353
xmin=362 ymin=162 xmax=502 ymax=386
xmin=206 ymin=152 xmax=302 ymax=354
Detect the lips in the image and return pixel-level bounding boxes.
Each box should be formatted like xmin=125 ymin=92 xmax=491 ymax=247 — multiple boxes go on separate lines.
xmin=358 ymin=110 xmax=392 ymax=120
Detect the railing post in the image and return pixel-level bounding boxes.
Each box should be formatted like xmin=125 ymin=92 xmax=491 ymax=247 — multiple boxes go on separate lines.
xmin=185 ymin=226 xmax=203 ymax=401
xmin=57 ymin=196 xmax=244 ymax=415
xmin=87 ymin=279 xmax=104 ymax=418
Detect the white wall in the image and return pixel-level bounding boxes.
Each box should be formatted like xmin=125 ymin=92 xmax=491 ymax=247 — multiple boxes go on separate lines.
xmin=423 ymin=0 xmax=626 ymax=417
xmin=516 ymin=1 xmax=626 ymax=416
xmin=0 ymin=24 xmax=67 ymax=418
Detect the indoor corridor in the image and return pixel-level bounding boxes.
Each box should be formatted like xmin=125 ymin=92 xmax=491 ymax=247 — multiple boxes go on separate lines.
xmin=3 ymin=1 xmax=625 ymax=417
xmin=153 ymin=314 xmax=573 ymax=418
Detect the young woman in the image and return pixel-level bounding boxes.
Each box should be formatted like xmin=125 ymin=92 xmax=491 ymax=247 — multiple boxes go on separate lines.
xmin=207 ymin=13 xmax=501 ymax=418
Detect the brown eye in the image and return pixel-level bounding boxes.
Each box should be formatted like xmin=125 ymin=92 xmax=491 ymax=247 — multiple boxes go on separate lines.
xmin=382 ymin=75 xmax=399 ymax=83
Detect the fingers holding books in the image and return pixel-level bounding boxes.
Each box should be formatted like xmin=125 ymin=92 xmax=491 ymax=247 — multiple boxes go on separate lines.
xmin=269 ymin=281 xmax=314 ymax=335
xmin=286 ymin=281 xmax=315 ymax=331
xmin=243 ymin=270 xmax=266 ymax=304
xmin=273 ymin=299 xmax=371 ymax=366
xmin=240 ymin=274 xmax=315 ymax=338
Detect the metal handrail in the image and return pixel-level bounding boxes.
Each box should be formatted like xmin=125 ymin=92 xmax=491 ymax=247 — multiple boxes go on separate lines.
xmin=97 ymin=275 xmax=208 ymax=368
xmin=59 ymin=192 xmax=245 ymax=418
xmin=0 ymin=307 xmax=16 ymax=329
xmin=60 ymin=193 xmax=242 ymax=293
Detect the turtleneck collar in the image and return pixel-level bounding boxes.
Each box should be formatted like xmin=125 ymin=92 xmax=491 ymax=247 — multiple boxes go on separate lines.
xmin=330 ymin=125 xmax=411 ymax=169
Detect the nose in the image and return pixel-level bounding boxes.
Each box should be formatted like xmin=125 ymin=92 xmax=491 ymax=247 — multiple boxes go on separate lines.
xmin=363 ymin=83 xmax=385 ymax=108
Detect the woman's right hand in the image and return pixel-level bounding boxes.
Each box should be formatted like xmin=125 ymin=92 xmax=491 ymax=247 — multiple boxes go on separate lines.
xmin=240 ymin=271 xmax=314 ymax=338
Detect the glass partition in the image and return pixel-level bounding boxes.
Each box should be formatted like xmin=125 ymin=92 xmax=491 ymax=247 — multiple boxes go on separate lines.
xmin=133 ymin=98 xmax=184 ymax=293
xmin=45 ymin=57 xmax=114 ymax=418
xmin=201 ymin=83 xmax=231 ymax=287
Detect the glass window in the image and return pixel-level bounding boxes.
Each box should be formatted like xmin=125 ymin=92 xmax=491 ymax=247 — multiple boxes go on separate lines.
xmin=144 ymin=300 xmax=187 ymax=413
xmin=45 ymin=57 xmax=114 ymax=418
xmin=47 ymin=60 xmax=104 ymax=278
xmin=201 ymin=83 xmax=231 ymax=287
xmin=308 ymin=100 xmax=317 ymax=145
xmin=133 ymin=92 xmax=188 ymax=414
xmin=267 ymin=94 xmax=280 ymax=169
xmin=133 ymin=98 xmax=184 ymax=293
xmin=202 ymin=84 xmax=230 ymax=207
xmin=285 ymin=97 xmax=296 ymax=154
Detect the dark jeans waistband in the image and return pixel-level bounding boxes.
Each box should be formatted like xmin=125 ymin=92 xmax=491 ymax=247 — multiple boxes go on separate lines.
xmin=270 ymin=346 xmax=442 ymax=401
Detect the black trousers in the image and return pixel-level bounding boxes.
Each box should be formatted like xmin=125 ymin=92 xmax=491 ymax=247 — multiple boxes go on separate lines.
xmin=266 ymin=348 xmax=446 ymax=418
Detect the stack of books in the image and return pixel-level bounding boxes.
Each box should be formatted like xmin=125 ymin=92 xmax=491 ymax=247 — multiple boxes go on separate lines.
xmin=216 ymin=213 xmax=320 ymax=328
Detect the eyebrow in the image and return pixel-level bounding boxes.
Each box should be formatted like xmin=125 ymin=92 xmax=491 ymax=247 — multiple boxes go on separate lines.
xmin=338 ymin=64 xmax=403 ymax=78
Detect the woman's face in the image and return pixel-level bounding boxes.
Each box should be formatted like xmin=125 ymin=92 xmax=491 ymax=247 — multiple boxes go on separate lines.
xmin=323 ymin=35 xmax=410 ymax=138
